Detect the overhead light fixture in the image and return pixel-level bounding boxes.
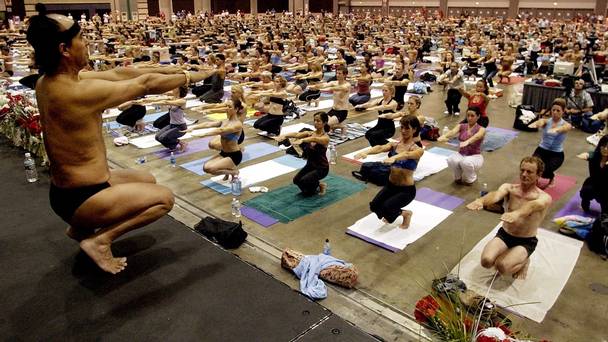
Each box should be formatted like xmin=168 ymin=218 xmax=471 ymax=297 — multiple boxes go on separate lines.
xmin=553 ymin=2 xmax=557 ymax=5
xmin=475 ymin=1 xmax=479 ymax=4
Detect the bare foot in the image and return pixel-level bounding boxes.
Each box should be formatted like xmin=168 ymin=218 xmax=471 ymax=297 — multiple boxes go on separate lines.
xmin=400 ymin=210 xmax=413 ymax=229
xmin=80 ymin=237 xmax=127 ymax=274
xmin=65 ymin=226 xmax=95 ymax=242
xmin=177 ymin=140 xmax=188 ymax=153
xmin=513 ymin=259 xmax=530 ymax=280
xmin=318 ymin=182 xmax=327 ymax=195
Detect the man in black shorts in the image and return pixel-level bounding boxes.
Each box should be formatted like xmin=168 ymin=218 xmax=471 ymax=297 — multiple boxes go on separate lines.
xmin=467 ymin=156 xmax=552 ymax=279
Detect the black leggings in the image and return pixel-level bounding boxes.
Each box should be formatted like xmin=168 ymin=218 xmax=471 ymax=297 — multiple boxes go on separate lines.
xmin=365 ymin=123 xmax=395 ymax=146
xmin=533 ymin=146 xmax=564 ymax=180
xmin=254 ymin=113 xmax=284 ymax=135
xmin=116 ymin=105 xmax=146 ymax=127
xmin=293 ymin=164 xmax=329 ymax=196
xmin=580 ymin=177 xmax=608 ymax=213
xmin=445 ymin=88 xmax=462 ymax=114
xmin=370 ymin=183 xmax=416 ymax=223
xmin=298 ymin=89 xmax=321 ymax=102
xmin=155 ymin=123 xmax=187 ymax=149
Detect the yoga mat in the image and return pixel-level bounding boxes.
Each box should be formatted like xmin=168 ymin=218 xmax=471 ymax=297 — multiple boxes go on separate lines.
xmin=554 ymin=192 xmax=602 ymax=219
xmin=448 ymin=127 xmax=519 ymax=152
xmin=103 ymin=105 xmax=155 ymax=119
xmin=130 ymin=127 xmax=215 ymax=149
xmin=185 ymin=99 xmax=204 ymax=108
xmin=206 ymin=108 xmax=257 ymax=121
xmin=106 ymin=111 xmax=165 ymax=130
xmin=244 ymin=174 xmax=366 ymax=223
xmin=540 ymin=174 xmax=577 ymax=202
xmin=153 ymin=137 xmax=212 ymax=160
xmin=201 ymin=155 xmax=306 ymax=195
xmin=241 ymin=206 xmax=280 ymax=227
xmin=257 ymin=123 xmax=315 ymax=137
xmin=180 ymin=142 xmax=282 ymax=176
xmin=415 ymin=187 xmax=465 ymax=211
xmin=342 ymin=146 xmax=455 ymax=181
xmin=300 ymin=99 xmax=334 ymax=112
xmin=453 ymin=224 xmax=583 ymax=323
xmin=346 ymin=200 xmax=453 ymax=252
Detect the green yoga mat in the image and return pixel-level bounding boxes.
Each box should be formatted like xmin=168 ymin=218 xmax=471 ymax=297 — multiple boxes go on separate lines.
xmin=244 ymin=174 xmax=366 ymax=223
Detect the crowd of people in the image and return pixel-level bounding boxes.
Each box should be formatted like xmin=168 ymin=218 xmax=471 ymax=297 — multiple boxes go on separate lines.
xmin=2 ymin=5 xmax=607 ymax=278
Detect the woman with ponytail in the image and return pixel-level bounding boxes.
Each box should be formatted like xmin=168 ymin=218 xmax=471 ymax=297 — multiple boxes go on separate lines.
xmin=27 ymin=4 xmax=215 ymax=274
xmin=274 ymin=112 xmax=331 ymax=196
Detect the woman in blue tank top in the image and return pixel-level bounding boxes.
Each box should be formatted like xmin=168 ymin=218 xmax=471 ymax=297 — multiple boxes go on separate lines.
xmin=528 ymin=98 xmax=573 ymax=188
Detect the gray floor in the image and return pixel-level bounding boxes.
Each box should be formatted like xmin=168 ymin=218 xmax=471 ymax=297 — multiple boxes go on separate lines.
xmin=102 ymin=79 xmax=607 ymax=341
xmin=0 ymin=139 xmax=380 ymax=342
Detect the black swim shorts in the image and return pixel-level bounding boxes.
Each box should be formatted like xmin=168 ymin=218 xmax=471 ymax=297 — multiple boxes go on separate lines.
xmin=495 ymin=227 xmax=538 ymax=256
xmin=328 ymin=109 xmax=348 ymax=123
xmin=49 ymin=182 xmax=111 ymax=223
xmin=220 ymin=150 xmax=243 ymax=165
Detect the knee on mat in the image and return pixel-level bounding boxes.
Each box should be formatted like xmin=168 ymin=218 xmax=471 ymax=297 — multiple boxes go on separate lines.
xmin=480 ymin=256 xmax=495 ymax=269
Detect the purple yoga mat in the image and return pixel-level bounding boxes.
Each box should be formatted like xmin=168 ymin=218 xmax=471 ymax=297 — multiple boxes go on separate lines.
xmin=486 ymin=126 xmax=519 ymax=137
xmin=415 ymin=187 xmax=464 ymax=211
xmin=154 ymin=137 xmax=212 ymax=160
xmin=554 ymin=192 xmax=602 ymax=219
xmin=242 ymin=206 xmax=279 ymax=227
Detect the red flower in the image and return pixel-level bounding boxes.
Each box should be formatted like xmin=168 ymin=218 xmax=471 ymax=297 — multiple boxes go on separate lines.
xmin=497 ymin=324 xmax=512 ymax=337
xmin=414 ymin=295 xmax=440 ymax=323
xmin=27 ymin=121 xmax=42 ymax=135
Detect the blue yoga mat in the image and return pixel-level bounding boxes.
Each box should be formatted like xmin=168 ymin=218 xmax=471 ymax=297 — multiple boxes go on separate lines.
xmin=106 ymin=111 xmax=165 ymax=130
xmin=179 ymin=142 xmax=282 ymax=176
xmin=448 ymin=126 xmax=518 ymax=152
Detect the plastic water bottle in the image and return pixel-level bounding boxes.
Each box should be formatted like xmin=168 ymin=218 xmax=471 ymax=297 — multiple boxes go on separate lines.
xmin=231 ymin=197 xmax=241 ymax=217
xmin=329 ymin=144 xmax=337 ymax=165
xmin=442 ymin=126 xmax=450 ymax=137
xmin=480 ymin=183 xmax=488 ymax=197
xmin=136 ymin=156 xmax=147 ymax=164
xmin=24 ymin=153 xmax=38 ymax=183
xmin=231 ymin=176 xmax=242 ymax=196
xmin=170 ymin=152 xmax=176 ymax=167
xmin=323 ymin=239 xmax=331 ymax=255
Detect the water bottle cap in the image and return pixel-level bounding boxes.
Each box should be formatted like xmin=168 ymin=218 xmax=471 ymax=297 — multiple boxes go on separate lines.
xmin=25 ymin=153 xmax=31 ymax=157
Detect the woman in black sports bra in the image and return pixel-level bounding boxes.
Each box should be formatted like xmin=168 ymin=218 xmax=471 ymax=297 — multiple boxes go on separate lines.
xmin=183 ymin=99 xmax=244 ymax=180
xmin=251 ymin=76 xmax=289 ymax=136
xmin=275 ymin=112 xmax=331 ymax=196
xmin=356 ymin=84 xmax=398 ymax=146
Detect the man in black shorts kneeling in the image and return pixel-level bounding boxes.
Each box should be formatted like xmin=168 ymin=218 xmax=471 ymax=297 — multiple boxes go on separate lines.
xmin=467 ymin=156 xmax=552 ymax=279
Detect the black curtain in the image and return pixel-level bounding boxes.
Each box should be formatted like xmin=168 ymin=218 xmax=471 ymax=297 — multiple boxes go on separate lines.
xmin=309 ymin=0 xmax=332 ymax=13
xmin=211 ymin=0 xmax=251 ymax=13
xmin=148 ymin=0 xmax=160 ymax=16
xmin=257 ymin=0 xmax=288 ymax=13
xmin=172 ymin=0 xmax=194 ymax=13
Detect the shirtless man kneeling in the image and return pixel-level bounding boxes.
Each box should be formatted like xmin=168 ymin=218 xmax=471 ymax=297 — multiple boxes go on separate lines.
xmin=466 ymin=156 xmax=552 ymax=279
xmin=27 ymin=6 xmax=214 ymax=274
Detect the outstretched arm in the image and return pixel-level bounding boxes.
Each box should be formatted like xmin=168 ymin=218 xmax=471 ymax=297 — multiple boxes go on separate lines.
xmin=354 ymin=143 xmax=393 ymax=159
xmin=500 ymin=194 xmax=551 ymax=224
xmin=467 ymin=183 xmax=511 ymax=210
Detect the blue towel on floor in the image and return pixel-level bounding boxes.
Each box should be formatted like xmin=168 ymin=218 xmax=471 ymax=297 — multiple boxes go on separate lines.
xmin=293 ymin=254 xmax=350 ymax=300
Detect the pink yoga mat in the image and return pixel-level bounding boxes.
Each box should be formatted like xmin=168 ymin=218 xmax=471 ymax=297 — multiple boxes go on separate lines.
xmin=540 ymin=174 xmax=577 ymax=202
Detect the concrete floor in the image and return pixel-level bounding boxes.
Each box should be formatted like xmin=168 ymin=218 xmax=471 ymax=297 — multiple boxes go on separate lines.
xmin=105 ymin=80 xmax=608 ymax=341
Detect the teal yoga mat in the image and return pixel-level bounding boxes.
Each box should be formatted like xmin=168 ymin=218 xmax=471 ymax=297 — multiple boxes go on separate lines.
xmin=244 ymin=174 xmax=366 ymax=223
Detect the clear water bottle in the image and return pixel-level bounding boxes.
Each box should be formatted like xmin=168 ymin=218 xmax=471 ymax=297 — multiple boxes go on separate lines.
xmin=231 ymin=176 xmax=242 ymax=196
xmin=231 ymin=197 xmax=241 ymax=217
xmin=170 ymin=152 xmax=176 ymax=167
xmin=442 ymin=126 xmax=450 ymax=137
xmin=329 ymin=144 xmax=337 ymax=165
xmin=323 ymin=239 xmax=331 ymax=255
xmin=480 ymin=183 xmax=488 ymax=197
xmin=24 ymin=153 xmax=38 ymax=183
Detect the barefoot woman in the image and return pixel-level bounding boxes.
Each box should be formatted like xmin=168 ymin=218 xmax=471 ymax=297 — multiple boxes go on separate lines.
xmin=28 ymin=6 xmax=213 ymax=274
xmin=354 ymin=116 xmax=424 ymax=228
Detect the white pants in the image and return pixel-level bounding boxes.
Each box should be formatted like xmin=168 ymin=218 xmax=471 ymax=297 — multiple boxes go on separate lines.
xmin=447 ymin=153 xmax=484 ymax=183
